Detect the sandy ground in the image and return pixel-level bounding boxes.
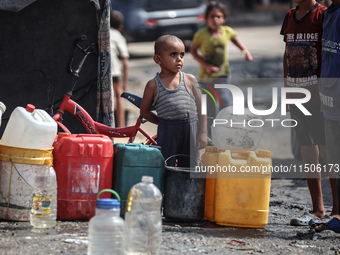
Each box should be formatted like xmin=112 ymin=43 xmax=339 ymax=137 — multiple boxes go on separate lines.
xmin=0 ymin=177 xmax=338 ymax=255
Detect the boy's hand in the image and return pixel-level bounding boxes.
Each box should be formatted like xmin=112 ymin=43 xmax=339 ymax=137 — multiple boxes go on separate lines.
xmin=242 ymin=49 xmax=253 ymax=61
xmin=197 ymin=132 xmax=208 ymax=150
xmin=203 ymin=63 xmax=219 ymax=74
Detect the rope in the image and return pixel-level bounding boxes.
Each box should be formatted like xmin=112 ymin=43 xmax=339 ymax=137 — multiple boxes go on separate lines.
xmin=10 ymin=158 xmax=38 ymax=189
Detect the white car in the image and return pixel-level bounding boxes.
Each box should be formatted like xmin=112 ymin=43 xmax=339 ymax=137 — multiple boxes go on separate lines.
xmin=111 ymin=0 xmax=206 ymax=43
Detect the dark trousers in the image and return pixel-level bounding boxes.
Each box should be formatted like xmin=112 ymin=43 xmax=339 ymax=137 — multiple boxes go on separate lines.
xmin=157 ymin=117 xmax=199 ymax=168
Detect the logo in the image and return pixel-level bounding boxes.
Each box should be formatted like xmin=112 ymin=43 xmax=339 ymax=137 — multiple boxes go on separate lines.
xmin=197 ymin=82 xmax=222 ymax=115
xmin=198 ymin=83 xmax=312 ymax=128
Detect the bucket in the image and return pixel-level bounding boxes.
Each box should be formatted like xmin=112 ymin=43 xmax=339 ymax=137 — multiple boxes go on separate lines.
xmin=163 ymin=155 xmax=206 ymax=221
xmin=53 ymin=133 xmax=114 ymax=220
xmin=0 ymin=104 xmax=57 ymax=149
xmin=213 ymin=150 xmax=272 ymax=228
xmin=0 ymin=144 xmax=53 ymax=221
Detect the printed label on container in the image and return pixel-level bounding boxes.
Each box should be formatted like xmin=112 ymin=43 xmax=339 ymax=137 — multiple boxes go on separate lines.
xmin=31 ymin=194 xmax=52 ymax=218
xmin=72 ymin=164 xmax=100 ymax=194
xmin=126 ymin=190 xmax=133 ymax=212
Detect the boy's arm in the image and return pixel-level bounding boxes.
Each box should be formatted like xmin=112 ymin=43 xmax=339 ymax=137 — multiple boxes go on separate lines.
xmin=189 ymin=43 xmax=220 ymax=74
xmin=140 ymin=80 xmax=159 ymax=125
xmin=231 ymin=36 xmax=253 ymax=61
xmin=188 ymin=74 xmax=207 ymax=150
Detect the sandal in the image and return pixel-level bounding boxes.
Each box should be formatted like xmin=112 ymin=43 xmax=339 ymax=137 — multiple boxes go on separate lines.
xmin=308 ymin=214 xmax=332 ymax=226
xmin=290 ymin=212 xmax=319 ymax=226
xmin=311 ymin=217 xmax=340 ymax=233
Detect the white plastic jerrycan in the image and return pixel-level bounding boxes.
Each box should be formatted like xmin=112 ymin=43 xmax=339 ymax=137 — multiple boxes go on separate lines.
xmin=211 ymin=106 xmax=263 ymax=151
xmin=0 ymin=104 xmax=57 ymax=149
xmin=0 ymin=102 xmax=6 ymax=127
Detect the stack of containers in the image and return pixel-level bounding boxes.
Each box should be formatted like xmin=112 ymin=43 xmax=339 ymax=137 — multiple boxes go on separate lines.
xmin=0 ymin=104 xmax=57 ymax=221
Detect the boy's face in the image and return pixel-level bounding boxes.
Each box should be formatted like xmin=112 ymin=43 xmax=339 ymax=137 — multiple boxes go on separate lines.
xmin=154 ymin=40 xmax=185 ymax=73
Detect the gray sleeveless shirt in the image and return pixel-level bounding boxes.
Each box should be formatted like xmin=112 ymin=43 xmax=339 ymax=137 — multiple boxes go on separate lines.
xmin=152 ymin=71 xmax=198 ymax=120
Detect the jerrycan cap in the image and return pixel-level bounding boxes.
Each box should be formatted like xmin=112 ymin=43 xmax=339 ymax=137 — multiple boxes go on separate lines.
xmin=96 ymin=199 xmax=120 ymax=210
xmin=26 ymin=104 xmax=36 ymax=113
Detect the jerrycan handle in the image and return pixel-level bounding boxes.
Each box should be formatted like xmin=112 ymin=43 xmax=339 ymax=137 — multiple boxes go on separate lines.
xmin=230 ymin=150 xmax=252 ymax=160
xmin=165 ymin=154 xmax=206 ymax=167
xmin=97 ymin=189 xmax=121 ymax=201
xmin=26 ymin=104 xmax=48 ymax=122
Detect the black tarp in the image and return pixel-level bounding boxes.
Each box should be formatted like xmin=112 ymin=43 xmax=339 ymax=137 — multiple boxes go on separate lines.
xmin=0 ymin=0 xmax=101 ymax=135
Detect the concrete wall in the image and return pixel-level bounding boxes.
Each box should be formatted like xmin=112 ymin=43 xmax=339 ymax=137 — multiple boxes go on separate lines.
xmin=0 ymin=0 xmax=99 ymax=136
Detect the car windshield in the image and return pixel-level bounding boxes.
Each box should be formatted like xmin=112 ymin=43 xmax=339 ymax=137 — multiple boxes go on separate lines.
xmin=114 ymin=0 xmax=203 ymax=11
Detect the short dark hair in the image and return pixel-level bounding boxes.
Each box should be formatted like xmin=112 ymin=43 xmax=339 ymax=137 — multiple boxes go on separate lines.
xmin=154 ymin=35 xmax=183 ymax=55
xmin=205 ymin=1 xmax=229 ymax=21
xmin=110 ymin=10 xmax=124 ymax=29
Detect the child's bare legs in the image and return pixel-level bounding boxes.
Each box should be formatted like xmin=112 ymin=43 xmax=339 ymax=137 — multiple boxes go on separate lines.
xmin=301 ymin=145 xmax=325 ymax=218
xmin=303 ymin=144 xmax=339 ymax=219
xmin=329 ymin=177 xmax=339 ymax=217
xmin=319 ymin=144 xmax=339 ymax=217
xmin=113 ymin=80 xmax=125 ymax=127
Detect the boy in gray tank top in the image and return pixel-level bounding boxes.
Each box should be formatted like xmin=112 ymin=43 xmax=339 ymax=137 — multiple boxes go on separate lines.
xmin=140 ymin=35 xmax=207 ymax=167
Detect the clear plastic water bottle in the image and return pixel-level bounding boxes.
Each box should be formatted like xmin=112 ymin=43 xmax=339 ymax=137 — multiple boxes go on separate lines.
xmin=30 ymin=165 xmax=57 ymax=228
xmin=125 ymin=176 xmax=162 ymax=255
xmin=87 ymin=189 xmax=125 ymax=255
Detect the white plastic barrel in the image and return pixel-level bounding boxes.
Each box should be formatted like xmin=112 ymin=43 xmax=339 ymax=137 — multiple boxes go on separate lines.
xmin=211 ymin=106 xmax=263 ymax=151
xmin=0 ymin=104 xmax=57 ymax=149
xmin=0 ymin=102 xmax=6 ymax=127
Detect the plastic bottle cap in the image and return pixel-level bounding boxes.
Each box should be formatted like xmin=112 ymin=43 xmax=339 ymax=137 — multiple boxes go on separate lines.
xmin=142 ymin=176 xmax=153 ymax=183
xmin=0 ymin=102 xmax=6 ymax=113
xmin=26 ymin=104 xmax=36 ymax=113
xmin=96 ymin=198 xmax=120 ymax=210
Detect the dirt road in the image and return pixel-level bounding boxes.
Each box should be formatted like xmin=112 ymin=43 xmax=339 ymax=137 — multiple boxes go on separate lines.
xmin=1 ymin=25 xmax=339 ymax=255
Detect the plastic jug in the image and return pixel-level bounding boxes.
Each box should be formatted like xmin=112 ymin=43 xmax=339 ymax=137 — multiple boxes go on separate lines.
xmin=213 ymin=150 xmax=272 ymax=228
xmin=113 ymin=143 xmax=164 ymax=217
xmin=200 ymin=146 xmax=220 ymax=222
xmin=88 ymin=190 xmax=125 ymax=255
xmin=211 ymin=106 xmax=263 ymax=151
xmin=53 ymin=133 xmax=114 ymax=220
xmin=0 ymin=101 xmax=6 ymax=127
xmin=125 ymin=176 xmax=162 ymax=255
xmin=0 ymin=104 xmax=57 ymax=149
